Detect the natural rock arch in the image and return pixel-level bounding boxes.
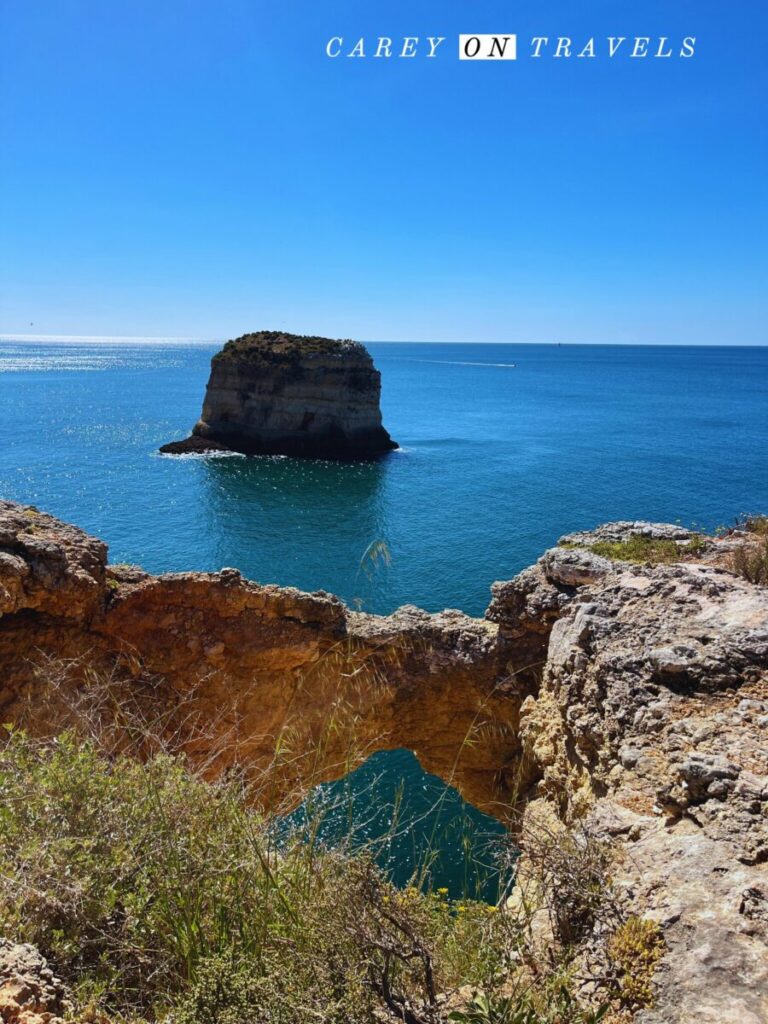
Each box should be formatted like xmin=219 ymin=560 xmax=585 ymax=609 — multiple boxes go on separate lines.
xmin=4 ymin=501 xmax=768 ymax=1021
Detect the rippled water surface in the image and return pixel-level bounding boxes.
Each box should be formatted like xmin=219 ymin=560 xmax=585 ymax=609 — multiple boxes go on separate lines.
xmin=3 ymin=339 xmax=767 ymax=895
xmin=4 ymin=340 xmax=767 ymax=616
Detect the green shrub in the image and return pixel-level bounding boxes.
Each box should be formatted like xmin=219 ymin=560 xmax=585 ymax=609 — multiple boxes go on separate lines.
xmin=0 ymin=724 xmax=626 ymax=1023
xmin=686 ymin=532 xmax=707 ymax=555
xmin=0 ymin=730 xmax=276 ymax=1009
xmin=732 ymin=537 xmax=768 ymax=585
xmin=607 ymin=916 xmax=664 ymax=1009
xmin=0 ymin=730 xmax=529 ymax=1023
xmin=587 ymin=536 xmax=682 ymax=565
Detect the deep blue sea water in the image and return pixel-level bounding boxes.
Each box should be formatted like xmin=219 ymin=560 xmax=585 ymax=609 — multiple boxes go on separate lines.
xmin=2 ymin=341 xmax=767 ymax=616
xmin=2 ymin=340 xmax=767 ymax=896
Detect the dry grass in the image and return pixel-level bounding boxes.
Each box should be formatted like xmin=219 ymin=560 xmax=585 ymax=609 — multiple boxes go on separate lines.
xmin=0 ymin=657 xmax=656 ymax=1023
xmin=742 ymin=515 xmax=768 ymax=537
xmin=731 ymin=537 xmax=768 ymax=585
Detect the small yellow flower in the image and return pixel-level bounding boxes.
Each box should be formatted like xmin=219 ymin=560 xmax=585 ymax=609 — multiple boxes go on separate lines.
xmin=437 ymin=887 xmax=449 ymax=896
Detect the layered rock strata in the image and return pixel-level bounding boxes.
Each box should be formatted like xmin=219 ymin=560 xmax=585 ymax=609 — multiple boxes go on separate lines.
xmin=1 ymin=501 xmax=767 ymax=1022
xmin=160 ymin=331 xmax=397 ymax=459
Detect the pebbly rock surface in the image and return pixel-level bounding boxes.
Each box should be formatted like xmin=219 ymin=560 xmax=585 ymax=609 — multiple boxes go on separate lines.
xmin=2 ymin=505 xmax=768 ymax=1021
xmin=0 ymin=500 xmax=106 ymax=622
xmin=515 ymin=529 xmax=768 ymax=1024
xmin=160 ymin=331 xmax=397 ymax=459
xmin=0 ymin=939 xmax=70 ymax=1024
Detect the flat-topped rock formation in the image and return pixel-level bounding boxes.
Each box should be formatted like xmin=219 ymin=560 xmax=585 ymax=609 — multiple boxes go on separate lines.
xmin=160 ymin=331 xmax=397 ymax=459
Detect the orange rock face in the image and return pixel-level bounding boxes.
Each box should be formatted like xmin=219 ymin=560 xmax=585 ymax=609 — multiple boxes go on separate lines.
xmin=0 ymin=500 xmax=527 ymax=813
xmin=3 ymin=501 xmax=768 ymax=1020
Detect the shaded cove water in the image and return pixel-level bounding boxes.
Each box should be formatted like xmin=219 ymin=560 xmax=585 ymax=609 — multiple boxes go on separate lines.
xmin=279 ymin=749 xmax=510 ymax=899
xmin=2 ymin=340 xmax=767 ymax=895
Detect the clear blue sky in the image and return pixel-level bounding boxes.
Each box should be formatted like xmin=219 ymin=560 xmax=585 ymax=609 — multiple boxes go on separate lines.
xmin=1 ymin=0 xmax=766 ymax=344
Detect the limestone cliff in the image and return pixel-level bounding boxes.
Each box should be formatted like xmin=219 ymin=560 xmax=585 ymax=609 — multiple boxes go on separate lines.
xmin=160 ymin=331 xmax=397 ymax=458
xmin=2 ymin=500 xmax=768 ymax=1022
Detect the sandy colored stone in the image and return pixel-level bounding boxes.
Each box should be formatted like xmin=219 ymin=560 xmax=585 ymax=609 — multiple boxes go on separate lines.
xmin=2 ymin=505 xmax=768 ymax=1021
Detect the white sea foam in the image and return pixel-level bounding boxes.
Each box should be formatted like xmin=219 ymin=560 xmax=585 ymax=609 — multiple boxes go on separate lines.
xmin=154 ymin=450 xmax=246 ymax=461
xmin=400 ymin=358 xmax=516 ymax=368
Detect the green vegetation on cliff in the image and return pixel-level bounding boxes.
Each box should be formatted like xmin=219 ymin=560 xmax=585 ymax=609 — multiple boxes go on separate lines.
xmin=561 ymin=533 xmax=706 ymax=565
xmin=0 ymin=728 xmax=617 ymax=1024
xmin=214 ymin=330 xmax=366 ymax=364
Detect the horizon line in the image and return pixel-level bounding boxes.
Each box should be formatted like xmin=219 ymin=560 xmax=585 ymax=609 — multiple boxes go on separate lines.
xmin=1 ymin=333 xmax=767 ymax=349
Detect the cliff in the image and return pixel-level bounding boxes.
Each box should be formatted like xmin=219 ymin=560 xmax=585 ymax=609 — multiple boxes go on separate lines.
xmin=1 ymin=500 xmax=768 ymax=1022
xmin=160 ymin=331 xmax=397 ymax=458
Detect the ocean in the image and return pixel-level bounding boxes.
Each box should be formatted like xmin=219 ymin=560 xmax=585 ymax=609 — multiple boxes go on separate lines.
xmin=3 ymin=339 xmax=767 ymax=896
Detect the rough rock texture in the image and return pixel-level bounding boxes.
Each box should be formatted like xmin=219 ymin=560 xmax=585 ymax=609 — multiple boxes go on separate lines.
xmin=515 ymin=524 xmax=768 ymax=1024
xmin=2 ymin=506 xmax=768 ymax=1021
xmin=160 ymin=331 xmax=397 ymax=459
xmin=558 ymin=520 xmax=700 ymax=547
xmin=0 ymin=501 xmax=511 ymax=813
xmin=0 ymin=940 xmax=69 ymax=1024
xmin=0 ymin=503 xmax=106 ymax=621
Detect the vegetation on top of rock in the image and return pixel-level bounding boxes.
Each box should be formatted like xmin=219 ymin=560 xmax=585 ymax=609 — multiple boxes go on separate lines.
xmin=560 ymin=534 xmax=705 ymax=565
xmin=720 ymin=513 xmax=768 ymax=537
xmin=213 ymin=330 xmax=368 ymax=364
xmin=607 ymin=917 xmax=665 ymax=1011
xmin=732 ymin=536 xmax=768 ymax=585
xmin=558 ymin=515 xmax=768 ymax=582
xmin=588 ymin=535 xmax=687 ymax=564
xmin=712 ymin=514 xmax=768 ymax=585
xmin=744 ymin=514 xmax=768 ymax=536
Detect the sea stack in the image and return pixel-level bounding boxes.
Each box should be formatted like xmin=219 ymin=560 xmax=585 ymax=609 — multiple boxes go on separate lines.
xmin=160 ymin=331 xmax=397 ymax=459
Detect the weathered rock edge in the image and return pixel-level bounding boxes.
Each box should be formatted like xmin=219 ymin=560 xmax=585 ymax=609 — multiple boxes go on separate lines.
xmin=160 ymin=331 xmax=397 ymax=459
xmin=0 ymin=938 xmax=70 ymax=1024
xmin=1 ymin=500 xmax=768 ymax=1023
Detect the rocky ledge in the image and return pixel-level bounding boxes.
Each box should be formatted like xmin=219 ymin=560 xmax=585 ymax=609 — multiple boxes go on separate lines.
xmin=1 ymin=504 xmax=768 ymax=1022
xmin=160 ymin=331 xmax=397 ymax=459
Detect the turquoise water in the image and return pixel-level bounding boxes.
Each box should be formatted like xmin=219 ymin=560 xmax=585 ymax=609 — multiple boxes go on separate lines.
xmin=280 ymin=748 xmax=510 ymax=898
xmin=3 ymin=341 xmax=767 ymax=616
xmin=2 ymin=340 xmax=767 ymax=895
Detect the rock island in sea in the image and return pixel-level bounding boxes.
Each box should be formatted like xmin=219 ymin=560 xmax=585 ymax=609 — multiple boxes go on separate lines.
xmin=160 ymin=330 xmax=397 ymax=459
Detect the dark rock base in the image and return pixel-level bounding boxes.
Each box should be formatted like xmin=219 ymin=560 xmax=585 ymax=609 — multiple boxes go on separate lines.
xmin=160 ymin=430 xmax=398 ymax=460
xmin=159 ymin=436 xmax=235 ymax=455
